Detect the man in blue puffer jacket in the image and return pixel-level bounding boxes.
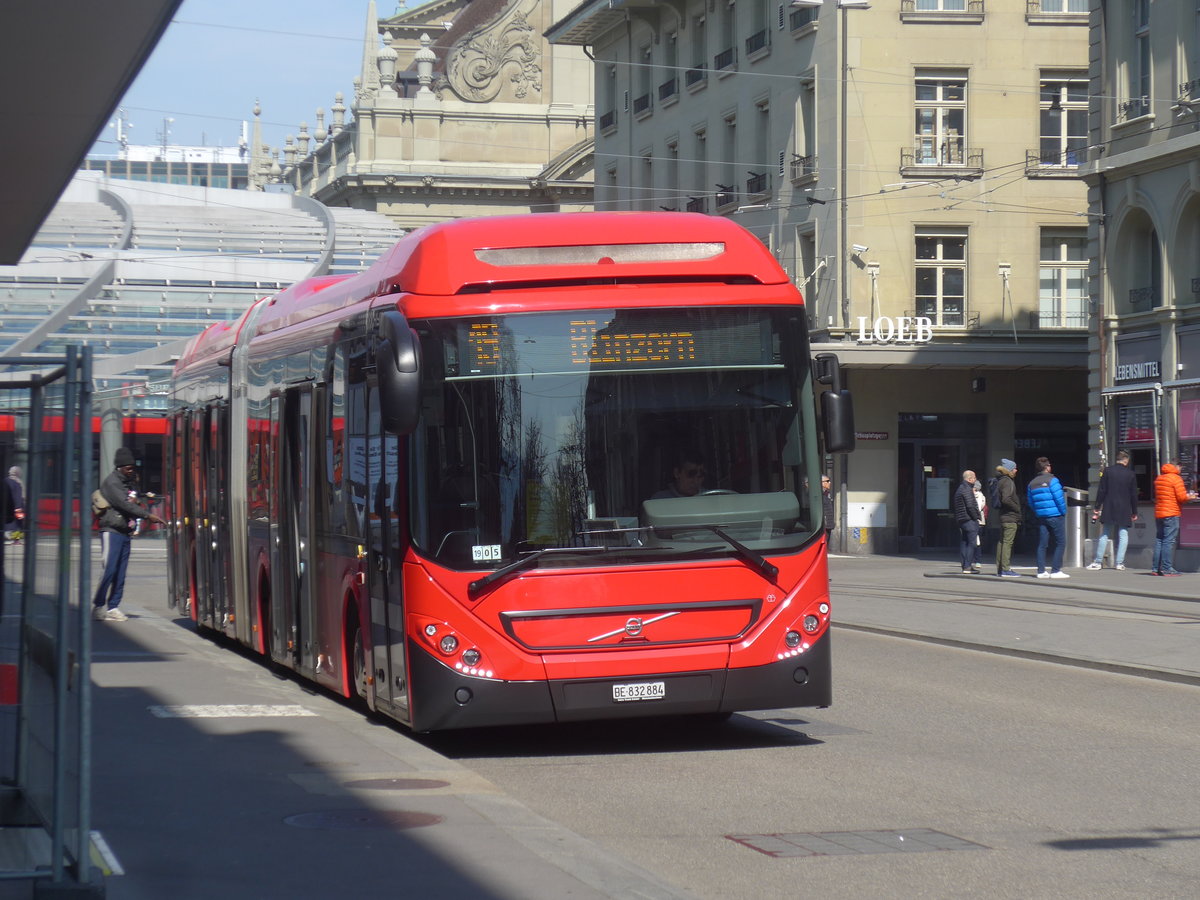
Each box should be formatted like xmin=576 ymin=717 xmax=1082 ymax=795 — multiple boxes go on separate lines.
xmin=1026 ymin=456 xmax=1068 ymax=579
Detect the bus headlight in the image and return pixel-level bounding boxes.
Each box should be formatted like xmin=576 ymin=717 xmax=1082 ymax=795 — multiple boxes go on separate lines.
xmin=802 ymin=615 xmax=820 ymax=634
xmin=439 ymin=634 xmax=459 ymax=654
xmin=784 ymin=631 xmax=802 ymax=648
xmin=461 ymin=648 xmax=481 ymax=667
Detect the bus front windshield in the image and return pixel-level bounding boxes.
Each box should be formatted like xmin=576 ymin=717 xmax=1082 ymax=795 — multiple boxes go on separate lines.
xmin=409 ymin=306 xmax=824 ymax=571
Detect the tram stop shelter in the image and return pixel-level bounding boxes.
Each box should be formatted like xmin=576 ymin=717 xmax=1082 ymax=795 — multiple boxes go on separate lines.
xmin=0 ymin=348 xmax=102 ymax=897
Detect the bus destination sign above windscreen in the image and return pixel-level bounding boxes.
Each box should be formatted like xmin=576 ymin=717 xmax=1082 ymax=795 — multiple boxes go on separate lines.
xmin=457 ymin=310 xmax=780 ymax=376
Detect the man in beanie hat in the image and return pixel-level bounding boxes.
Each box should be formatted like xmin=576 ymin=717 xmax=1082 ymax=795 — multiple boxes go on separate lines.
xmin=93 ymin=447 xmax=165 ymax=621
xmin=993 ymin=458 xmax=1022 ymax=576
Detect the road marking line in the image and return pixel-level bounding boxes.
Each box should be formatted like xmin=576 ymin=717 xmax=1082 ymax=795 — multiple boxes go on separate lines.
xmin=148 ymin=704 xmax=319 ymax=718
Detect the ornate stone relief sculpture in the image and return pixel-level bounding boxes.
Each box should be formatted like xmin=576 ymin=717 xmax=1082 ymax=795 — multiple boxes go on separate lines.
xmin=442 ymin=0 xmax=543 ymax=103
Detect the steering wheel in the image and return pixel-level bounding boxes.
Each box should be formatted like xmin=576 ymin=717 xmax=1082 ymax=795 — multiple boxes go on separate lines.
xmin=701 ymin=489 xmax=738 ymax=495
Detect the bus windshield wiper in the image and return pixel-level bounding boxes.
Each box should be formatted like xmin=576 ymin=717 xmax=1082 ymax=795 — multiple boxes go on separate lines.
xmin=468 ymin=546 xmax=608 ymax=599
xmin=670 ymin=524 xmax=779 ymax=582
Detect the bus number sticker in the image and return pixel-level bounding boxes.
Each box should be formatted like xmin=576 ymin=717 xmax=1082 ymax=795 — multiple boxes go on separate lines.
xmin=472 ymin=544 xmax=502 ymax=562
xmin=612 ymin=681 xmax=666 ymax=702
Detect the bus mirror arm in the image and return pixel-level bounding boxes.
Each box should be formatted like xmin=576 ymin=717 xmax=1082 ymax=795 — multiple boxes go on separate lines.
xmin=377 ymin=310 xmax=422 ymax=435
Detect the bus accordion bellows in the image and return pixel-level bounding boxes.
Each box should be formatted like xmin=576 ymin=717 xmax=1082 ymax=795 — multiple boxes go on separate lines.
xmin=169 ymin=211 xmax=854 ymax=732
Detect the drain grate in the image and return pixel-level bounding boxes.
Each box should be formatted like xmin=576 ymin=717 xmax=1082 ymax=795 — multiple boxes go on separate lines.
xmin=727 ymin=828 xmax=987 ymax=858
xmin=345 ymin=778 xmax=451 ymax=791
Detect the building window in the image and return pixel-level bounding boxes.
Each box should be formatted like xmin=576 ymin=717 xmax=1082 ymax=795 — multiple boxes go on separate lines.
xmin=715 ymin=2 xmax=736 ymax=71
xmin=1124 ymin=0 xmax=1151 ymax=119
xmin=914 ymin=74 xmax=966 ymax=164
xmin=1039 ymin=230 xmax=1088 ymax=328
xmin=634 ymin=44 xmax=652 ymax=116
xmin=792 ymin=74 xmax=816 ymax=181
xmin=664 ymin=140 xmax=680 ymax=210
xmin=688 ymin=128 xmax=707 ymax=213
xmin=718 ymin=115 xmax=737 ymax=208
xmin=748 ymin=99 xmax=770 ymax=197
xmin=660 ymin=32 xmax=679 ymax=102
xmin=1037 ymin=76 xmax=1088 ymax=167
xmin=687 ymin=14 xmax=708 ymax=88
xmin=915 ymin=229 xmax=966 ymax=326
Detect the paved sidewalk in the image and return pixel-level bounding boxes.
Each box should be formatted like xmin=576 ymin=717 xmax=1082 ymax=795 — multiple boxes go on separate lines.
xmin=829 ymin=552 xmax=1200 ymax=685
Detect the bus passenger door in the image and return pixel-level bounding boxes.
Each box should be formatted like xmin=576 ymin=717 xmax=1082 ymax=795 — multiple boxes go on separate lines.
xmin=274 ymin=387 xmax=316 ymax=670
xmin=364 ymin=382 xmax=408 ymax=717
xmin=191 ymin=409 xmax=212 ymax=623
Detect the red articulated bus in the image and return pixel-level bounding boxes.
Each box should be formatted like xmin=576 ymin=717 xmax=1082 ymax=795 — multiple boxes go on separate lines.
xmin=169 ymin=212 xmax=854 ymax=732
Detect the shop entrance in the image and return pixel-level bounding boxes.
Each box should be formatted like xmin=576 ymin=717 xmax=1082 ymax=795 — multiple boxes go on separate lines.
xmin=898 ymin=414 xmax=987 ymax=551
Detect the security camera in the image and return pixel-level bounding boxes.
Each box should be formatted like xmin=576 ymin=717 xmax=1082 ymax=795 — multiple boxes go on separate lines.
xmin=851 ymin=244 xmax=869 ymax=254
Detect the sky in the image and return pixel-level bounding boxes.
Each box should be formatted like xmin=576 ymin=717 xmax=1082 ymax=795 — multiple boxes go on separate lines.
xmin=94 ymin=0 xmax=422 ymax=158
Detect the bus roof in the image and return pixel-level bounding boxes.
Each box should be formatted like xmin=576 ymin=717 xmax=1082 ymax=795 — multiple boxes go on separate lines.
xmin=366 ymin=211 xmax=788 ymax=296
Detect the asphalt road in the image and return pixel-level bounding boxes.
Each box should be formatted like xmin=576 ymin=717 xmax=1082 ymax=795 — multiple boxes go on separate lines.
xmin=426 ymin=629 xmax=1200 ymax=900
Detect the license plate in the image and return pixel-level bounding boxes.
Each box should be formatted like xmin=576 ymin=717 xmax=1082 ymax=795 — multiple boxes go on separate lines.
xmin=612 ymin=681 xmax=666 ymax=702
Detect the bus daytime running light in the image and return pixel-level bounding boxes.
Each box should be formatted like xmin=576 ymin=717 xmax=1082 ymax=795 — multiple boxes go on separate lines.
xmin=439 ymin=634 xmax=459 ymax=654
xmin=802 ymin=615 xmax=820 ymax=634
xmin=818 ymin=602 xmax=829 ymax=615
xmin=461 ymin=648 xmax=481 ymax=667
xmin=424 ymin=624 xmax=438 ymax=637
xmin=785 ymin=630 xmax=802 ymax=648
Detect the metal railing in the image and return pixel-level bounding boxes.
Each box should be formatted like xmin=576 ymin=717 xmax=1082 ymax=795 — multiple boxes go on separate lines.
xmin=714 ymin=48 xmax=735 ymax=71
xmin=901 ymin=144 xmax=984 ymax=169
xmin=0 ymin=346 xmax=97 ymax=893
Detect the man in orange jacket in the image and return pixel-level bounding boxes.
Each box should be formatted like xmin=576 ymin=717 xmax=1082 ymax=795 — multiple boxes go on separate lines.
xmin=1151 ymin=461 xmax=1197 ymax=576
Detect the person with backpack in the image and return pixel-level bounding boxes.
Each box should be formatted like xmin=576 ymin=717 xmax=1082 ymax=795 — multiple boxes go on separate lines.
xmin=1027 ymin=456 xmax=1069 ymax=579
xmin=92 ymin=447 xmax=166 ymax=621
xmin=991 ymin=458 xmax=1022 ymax=577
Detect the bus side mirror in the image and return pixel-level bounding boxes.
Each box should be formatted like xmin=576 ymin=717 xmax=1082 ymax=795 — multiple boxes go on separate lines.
xmin=814 ymin=353 xmax=855 ymax=453
xmin=377 ymin=311 xmax=421 ymax=435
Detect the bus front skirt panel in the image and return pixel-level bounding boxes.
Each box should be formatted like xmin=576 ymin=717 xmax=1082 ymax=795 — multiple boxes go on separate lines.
xmin=408 ymin=631 xmax=831 ymax=731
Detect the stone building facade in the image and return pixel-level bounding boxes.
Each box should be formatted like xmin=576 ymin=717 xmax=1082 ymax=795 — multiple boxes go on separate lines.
xmin=1082 ymin=0 xmax=1200 ymax=569
xmin=274 ymin=0 xmax=596 ymax=228
xmin=549 ymin=0 xmax=1094 ymax=554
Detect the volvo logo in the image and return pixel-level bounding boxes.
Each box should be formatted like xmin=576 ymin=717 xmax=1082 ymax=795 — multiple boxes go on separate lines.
xmin=588 ymin=610 xmax=681 ymax=643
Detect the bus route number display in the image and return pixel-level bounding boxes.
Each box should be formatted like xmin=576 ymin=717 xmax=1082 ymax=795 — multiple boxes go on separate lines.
xmin=569 ymin=320 xmax=695 ymax=367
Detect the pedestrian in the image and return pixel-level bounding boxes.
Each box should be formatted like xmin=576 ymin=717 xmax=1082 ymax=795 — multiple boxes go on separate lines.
xmin=821 ymin=474 xmax=835 ymax=539
xmin=93 ymin=448 xmax=166 ymax=621
xmin=993 ymin=458 xmax=1022 ymax=577
xmin=1027 ymin=456 xmax=1069 ymax=579
xmin=953 ymin=470 xmax=982 ymax=574
xmin=1087 ymin=449 xmax=1138 ymax=570
xmin=4 ymin=466 xmax=23 ymax=544
xmin=1150 ymin=459 xmax=1197 ymax=576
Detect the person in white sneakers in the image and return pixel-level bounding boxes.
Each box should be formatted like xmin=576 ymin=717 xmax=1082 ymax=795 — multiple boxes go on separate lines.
xmin=1026 ymin=457 xmax=1070 ymax=579
xmin=92 ymin=448 xmax=166 ymax=621
xmin=1087 ymin=450 xmax=1138 ymax=571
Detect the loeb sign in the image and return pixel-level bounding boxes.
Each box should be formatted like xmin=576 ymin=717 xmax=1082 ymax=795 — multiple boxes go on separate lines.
xmin=856 ymin=316 xmax=934 ymax=344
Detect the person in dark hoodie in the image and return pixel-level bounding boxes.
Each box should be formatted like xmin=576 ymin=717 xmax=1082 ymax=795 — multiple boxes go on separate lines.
xmin=993 ymin=458 xmax=1022 ymax=577
xmin=92 ymin=447 xmax=166 ymax=621
xmin=1027 ymin=456 xmax=1068 ymax=579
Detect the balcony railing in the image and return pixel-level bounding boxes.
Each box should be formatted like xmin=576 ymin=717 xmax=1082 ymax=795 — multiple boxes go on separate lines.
xmin=902 ymin=0 xmax=985 ymax=12
xmin=1119 ymin=97 xmax=1150 ymax=121
xmin=1128 ymin=286 xmax=1157 ymax=311
xmin=1193 ymin=276 xmax=1200 ymax=296
xmin=1180 ymin=77 xmax=1200 ymax=104
xmin=904 ymin=308 xmax=980 ymax=328
xmin=658 ymin=78 xmax=678 ymax=102
xmin=1025 ymin=147 xmax=1087 ymax=172
xmin=715 ymin=186 xmax=738 ymax=208
xmin=790 ymin=154 xmax=816 ymax=181
xmin=745 ymin=30 xmax=769 ymax=56
xmin=1028 ymin=310 xmax=1088 ymax=329
xmin=714 ymin=47 xmax=735 ymax=71
xmin=1026 ymin=0 xmax=1088 ymax=15
xmin=632 ymin=93 xmax=651 ymax=116
xmin=901 ymin=143 xmax=984 ymax=170
xmin=598 ymin=110 xmax=616 ymax=131
xmin=746 ymin=172 xmax=769 ymax=196
xmin=789 ymin=7 xmax=817 ymax=30
xmin=685 ymin=65 xmax=707 ymax=89
xmin=685 ymin=196 xmax=707 ymax=214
